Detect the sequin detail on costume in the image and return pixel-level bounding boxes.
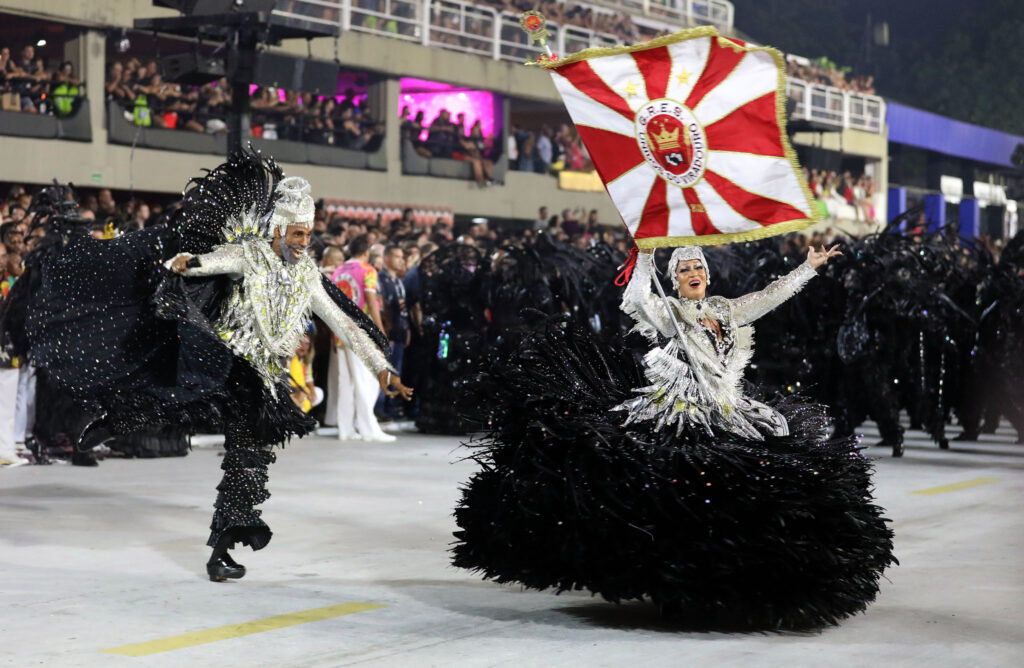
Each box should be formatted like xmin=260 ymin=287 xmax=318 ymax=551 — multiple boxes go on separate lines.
xmin=618 ymin=252 xmax=817 ymax=439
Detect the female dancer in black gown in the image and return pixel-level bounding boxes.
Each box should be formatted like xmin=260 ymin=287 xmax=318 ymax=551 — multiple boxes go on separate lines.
xmin=453 ymin=242 xmax=896 ymax=630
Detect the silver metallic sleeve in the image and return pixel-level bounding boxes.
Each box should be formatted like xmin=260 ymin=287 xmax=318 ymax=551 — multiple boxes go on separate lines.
xmin=620 ymin=252 xmax=677 ymax=340
xmin=310 ymin=279 xmax=395 ymax=377
xmin=730 ymin=260 xmax=817 ymax=326
xmin=165 ymin=244 xmax=245 ymax=278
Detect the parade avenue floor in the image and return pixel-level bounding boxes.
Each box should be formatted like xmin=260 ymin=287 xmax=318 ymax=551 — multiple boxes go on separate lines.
xmin=1 ymin=421 xmax=1022 ymax=668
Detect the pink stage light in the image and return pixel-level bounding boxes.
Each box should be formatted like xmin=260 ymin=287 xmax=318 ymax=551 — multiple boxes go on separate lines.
xmin=399 ymin=77 xmax=500 ymax=143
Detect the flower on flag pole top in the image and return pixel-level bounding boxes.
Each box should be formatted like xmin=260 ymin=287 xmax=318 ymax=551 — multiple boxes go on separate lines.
xmin=528 ymin=27 xmax=819 ymax=249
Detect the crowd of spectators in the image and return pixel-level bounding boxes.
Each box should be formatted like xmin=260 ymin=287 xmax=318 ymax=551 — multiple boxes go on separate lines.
xmin=1 ymin=43 xmax=84 ymax=116
xmin=508 ymin=122 xmax=592 ymax=175
xmin=106 ymin=58 xmax=227 ymax=133
xmin=786 ymin=57 xmax=876 ymax=95
xmin=107 ymin=58 xmax=384 ymax=150
xmin=802 ymin=168 xmax=878 ymax=225
xmin=401 ymin=107 xmax=498 ymax=186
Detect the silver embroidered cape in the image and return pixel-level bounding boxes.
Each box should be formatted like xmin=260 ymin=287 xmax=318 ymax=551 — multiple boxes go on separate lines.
xmin=618 ymin=252 xmax=817 ymax=440
xmin=168 ymin=238 xmax=393 ymax=391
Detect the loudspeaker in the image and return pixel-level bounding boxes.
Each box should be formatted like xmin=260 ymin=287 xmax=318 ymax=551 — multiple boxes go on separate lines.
xmin=253 ymin=53 xmax=339 ymax=96
xmin=160 ymin=52 xmax=226 ymax=85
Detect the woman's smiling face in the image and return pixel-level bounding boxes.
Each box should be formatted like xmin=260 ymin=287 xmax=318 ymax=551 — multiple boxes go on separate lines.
xmin=676 ymin=259 xmax=707 ymax=301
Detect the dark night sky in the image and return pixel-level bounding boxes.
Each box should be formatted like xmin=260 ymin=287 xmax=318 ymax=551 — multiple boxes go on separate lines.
xmin=729 ymin=0 xmax=1024 ymax=135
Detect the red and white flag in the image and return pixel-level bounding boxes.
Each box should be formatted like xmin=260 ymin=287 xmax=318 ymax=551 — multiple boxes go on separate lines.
xmin=543 ymin=28 xmax=818 ymax=248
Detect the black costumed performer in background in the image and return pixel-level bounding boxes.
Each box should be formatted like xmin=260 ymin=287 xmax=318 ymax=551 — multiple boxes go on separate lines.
xmin=453 ymin=241 xmax=896 ymax=630
xmin=3 ymin=151 xmax=412 ymax=581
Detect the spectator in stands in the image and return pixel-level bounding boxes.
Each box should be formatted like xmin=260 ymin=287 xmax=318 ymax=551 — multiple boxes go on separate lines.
xmin=460 ymin=120 xmax=495 ymax=186
xmin=0 ymin=46 xmax=11 ymax=80
xmin=517 ymin=131 xmax=537 ymax=172
xmin=533 ymin=206 xmax=549 ymax=231
xmin=197 ymin=78 xmax=229 ymax=134
xmin=97 ymin=189 xmax=117 ymax=219
xmin=403 ymin=109 xmax=431 ymax=157
xmin=359 ymin=106 xmax=385 ymax=152
xmin=1 ymin=222 xmax=25 ymax=258
xmin=9 ymin=44 xmax=47 ymax=112
xmin=536 ymin=125 xmax=553 ymax=174
xmin=427 ymin=109 xmax=458 ymax=159
xmin=338 ymin=105 xmax=367 ymax=149
xmin=130 ymin=201 xmax=150 ymax=228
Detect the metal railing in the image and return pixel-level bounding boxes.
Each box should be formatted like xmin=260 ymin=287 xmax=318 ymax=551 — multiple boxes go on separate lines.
xmin=345 ymin=0 xmax=421 ymax=41
xmin=787 ymin=77 xmax=884 ymax=134
xmin=274 ymin=0 xmax=735 ymax=31
xmin=576 ymin=0 xmax=733 ymax=29
xmin=274 ymin=0 xmax=731 ymax=59
xmin=427 ymin=0 xmax=500 ymax=59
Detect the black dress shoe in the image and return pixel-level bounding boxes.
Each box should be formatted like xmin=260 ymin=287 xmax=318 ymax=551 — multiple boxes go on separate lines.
xmin=77 ymin=417 xmax=114 ymax=452
xmin=71 ymin=451 xmax=99 ymax=467
xmin=206 ymin=557 xmax=246 ymax=582
xmin=221 ymin=552 xmax=245 ymax=570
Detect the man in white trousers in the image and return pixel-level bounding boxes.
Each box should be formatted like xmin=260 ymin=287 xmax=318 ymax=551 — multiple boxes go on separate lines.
xmin=324 ymin=234 xmax=395 ymax=442
xmin=14 ymin=363 xmax=35 ymax=445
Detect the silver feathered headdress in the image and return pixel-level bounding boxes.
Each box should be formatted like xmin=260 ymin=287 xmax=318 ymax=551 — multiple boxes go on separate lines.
xmin=668 ymin=246 xmax=710 ymax=292
xmin=269 ymin=176 xmax=315 ymax=235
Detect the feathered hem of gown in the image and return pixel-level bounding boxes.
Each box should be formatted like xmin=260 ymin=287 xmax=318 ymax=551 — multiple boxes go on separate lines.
xmin=452 ymin=317 xmax=896 ymax=630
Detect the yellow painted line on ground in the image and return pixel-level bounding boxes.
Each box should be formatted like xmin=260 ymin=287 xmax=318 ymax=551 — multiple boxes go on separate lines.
xmin=911 ymin=477 xmax=1000 ymax=496
xmin=100 ymin=602 xmax=385 ymax=656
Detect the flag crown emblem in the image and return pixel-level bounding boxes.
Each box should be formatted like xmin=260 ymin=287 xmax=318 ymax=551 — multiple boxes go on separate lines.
xmin=651 ymin=121 xmax=684 ymax=151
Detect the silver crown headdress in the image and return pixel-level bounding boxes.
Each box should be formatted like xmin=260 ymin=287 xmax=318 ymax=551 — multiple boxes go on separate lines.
xmin=269 ymin=176 xmax=315 ymax=235
xmin=668 ymin=246 xmax=710 ymax=292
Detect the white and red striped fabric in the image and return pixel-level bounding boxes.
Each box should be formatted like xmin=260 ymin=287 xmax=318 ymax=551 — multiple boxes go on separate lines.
xmin=544 ymin=28 xmax=817 ymax=248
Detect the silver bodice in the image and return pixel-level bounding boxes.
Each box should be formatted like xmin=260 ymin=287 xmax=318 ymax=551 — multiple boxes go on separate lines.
xmin=619 ymin=252 xmax=817 ymax=440
xmin=169 ymin=238 xmax=393 ymax=390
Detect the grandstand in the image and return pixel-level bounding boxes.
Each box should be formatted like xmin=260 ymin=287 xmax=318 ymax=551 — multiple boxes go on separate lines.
xmin=0 ymin=0 xmax=1020 ymax=237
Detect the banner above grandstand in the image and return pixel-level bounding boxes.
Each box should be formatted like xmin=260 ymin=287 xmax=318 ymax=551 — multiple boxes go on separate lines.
xmin=539 ymin=26 xmax=818 ymax=248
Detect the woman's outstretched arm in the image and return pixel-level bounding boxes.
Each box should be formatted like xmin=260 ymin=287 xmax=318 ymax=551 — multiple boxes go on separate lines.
xmin=730 ymin=244 xmax=841 ymax=326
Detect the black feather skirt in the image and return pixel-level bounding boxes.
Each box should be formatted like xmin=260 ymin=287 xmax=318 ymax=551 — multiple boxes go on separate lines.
xmin=452 ymin=318 xmax=896 ymax=630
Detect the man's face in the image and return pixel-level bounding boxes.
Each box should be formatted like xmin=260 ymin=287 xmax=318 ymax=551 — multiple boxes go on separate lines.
xmin=385 ymin=249 xmax=405 ymax=273
xmin=5 ymin=250 xmax=22 ymax=276
xmin=22 ymin=46 xmax=34 ymax=61
xmin=276 ymin=225 xmax=312 ymax=263
xmin=4 ymin=231 xmax=24 ymax=254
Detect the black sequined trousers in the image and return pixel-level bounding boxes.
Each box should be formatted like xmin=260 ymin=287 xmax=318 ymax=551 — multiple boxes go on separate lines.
xmin=205 ymin=361 xmax=315 ymax=551
xmin=206 ymin=418 xmax=278 ymax=551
